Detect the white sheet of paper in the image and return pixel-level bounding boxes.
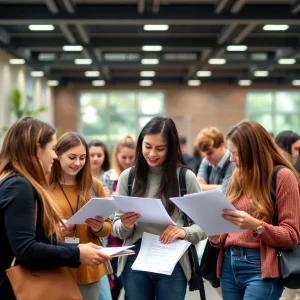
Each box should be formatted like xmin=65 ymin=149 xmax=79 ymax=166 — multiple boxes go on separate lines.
xmin=170 ymin=190 xmax=243 ymax=235
xmin=66 ymin=198 xmax=118 ymax=224
xmin=131 ymin=232 xmax=190 ymax=275
xmin=112 ymin=196 xmax=176 ymax=225
xmin=100 ymin=245 xmax=135 ymax=257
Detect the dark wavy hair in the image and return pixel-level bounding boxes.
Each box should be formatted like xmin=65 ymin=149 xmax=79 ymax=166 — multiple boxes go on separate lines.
xmin=275 ymin=130 xmax=300 ymax=156
xmin=132 ymin=116 xmax=186 ymax=215
xmin=88 ymin=140 xmax=110 ymax=172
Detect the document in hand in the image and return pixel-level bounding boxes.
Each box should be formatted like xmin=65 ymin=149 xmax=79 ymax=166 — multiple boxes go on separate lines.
xmin=112 ymin=196 xmax=176 ymax=225
xmin=99 ymin=245 xmax=135 ymax=258
xmin=170 ymin=190 xmax=243 ymax=235
xmin=131 ymin=232 xmax=190 ymax=275
xmin=66 ymin=198 xmax=118 ymax=224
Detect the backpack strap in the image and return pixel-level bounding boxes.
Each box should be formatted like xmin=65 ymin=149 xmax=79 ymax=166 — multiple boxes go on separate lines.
xmin=128 ymin=166 xmax=135 ymax=196
xmin=271 ymin=166 xmax=285 ymax=226
xmin=92 ymin=181 xmax=98 ymax=197
xmin=220 ymin=156 xmax=231 ymax=180
xmin=179 ymin=167 xmax=187 ymax=197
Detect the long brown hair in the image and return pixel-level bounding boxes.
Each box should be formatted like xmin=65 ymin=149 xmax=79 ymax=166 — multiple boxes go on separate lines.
xmin=112 ymin=135 xmax=136 ymax=176
xmin=226 ymin=120 xmax=300 ymax=221
xmin=49 ymin=132 xmax=93 ymax=204
xmin=0 ymin=117 xmax=62 ymax=237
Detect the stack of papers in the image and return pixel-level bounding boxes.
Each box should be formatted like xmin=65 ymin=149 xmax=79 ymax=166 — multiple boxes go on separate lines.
xmin=99 ymin=245 xmax=135 ymax=258
xmin=131 ymin=232 xmax=190 ymax=275
xmin=170 ymin=190 xmax=243 ymax=235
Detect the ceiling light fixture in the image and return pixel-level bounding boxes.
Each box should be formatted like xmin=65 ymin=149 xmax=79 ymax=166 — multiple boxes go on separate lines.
xmin=292 ymin=80 xmax=300 ymax=86
xmin=74 ymin=58 xmax=92 ymax=65
xmin=9 ymin=59 xmax=25 ymax=65
xmin=278 ymin=58 xmax=296 ymax=65
xmin=208 ymin=58 xmax=226 ymax=65
xmin=254 ymin=70 xmax=269 ymax=77
xmin=85 ymin=71 xmax=100 ymax=77
xmin=30 ymin=71 xmax=44 ymax=77
xmin=227 ymin=45 xmax=248 ymax=52
xmin=238 ymin=80 xmax=252 ymax=86
xmin=92 ymin=80 xmax=106 ymax=86
xmin=140 ymin=71 xmax=156 ymax=77
xmin=141 ymin=59 xmax=159 ymax=65
xmin=62 ymin=45 xmax=83 ymax=51
xmin=142 ymin=45 xmax=163 ymax=51
xmin=188 ymin=80 xmax=201 ymax=86
xmin=48 ymin=80 xmax=59 ymax=86
xmin=28 ymin=25 xmax=54 ymax=31
xmin=197 ymin=71 xmax=212 ymax=77
xmin=263 ymin=24 xmax=289 ymax=31
xmin=143 ymin=25 xmax=169 ymax=31
xmin=139 ymin=80 xmax=153 ymax=86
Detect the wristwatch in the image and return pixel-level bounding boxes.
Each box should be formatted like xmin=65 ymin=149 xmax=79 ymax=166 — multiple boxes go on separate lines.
xmin=254 ymin=221 xmax=264 ymax=235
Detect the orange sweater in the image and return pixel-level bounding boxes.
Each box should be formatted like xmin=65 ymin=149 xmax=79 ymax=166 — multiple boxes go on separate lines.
xmin=52 ymin=178 xmax=112 ymax=284
xmin=215 ymin=168 xmax=300 ymax=279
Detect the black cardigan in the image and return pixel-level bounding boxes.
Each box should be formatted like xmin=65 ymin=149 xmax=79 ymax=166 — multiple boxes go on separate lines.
xmin=0 ymin=175 xmax=81 ymax=299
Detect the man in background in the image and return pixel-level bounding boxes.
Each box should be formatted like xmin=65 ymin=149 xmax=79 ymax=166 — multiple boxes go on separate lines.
xmin=179 ymin=136 xmax=197 ymax=174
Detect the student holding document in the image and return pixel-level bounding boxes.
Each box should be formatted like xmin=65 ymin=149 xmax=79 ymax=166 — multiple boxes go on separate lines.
xmin=113 ymin=116 xmax=205 ymax=300
xmin=0 ymin=118 xmax=111 ymax=300
xmin=49 ymin=132 xmax=112 ymax=300
xmin=208 ymin=120 xmax=300 ymax=300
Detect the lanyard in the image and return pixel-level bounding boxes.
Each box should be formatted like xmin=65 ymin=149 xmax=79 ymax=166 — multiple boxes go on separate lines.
xmin=58 ymin=183 xmax=80 ymax=235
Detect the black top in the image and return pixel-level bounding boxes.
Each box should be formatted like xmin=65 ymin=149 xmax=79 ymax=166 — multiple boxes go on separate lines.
xmin=0 ymin=175 xmax=81 ymax=299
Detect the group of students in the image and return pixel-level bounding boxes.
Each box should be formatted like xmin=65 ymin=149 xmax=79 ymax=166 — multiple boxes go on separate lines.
xmin=0 ymin=115 xmax=300 ymax=300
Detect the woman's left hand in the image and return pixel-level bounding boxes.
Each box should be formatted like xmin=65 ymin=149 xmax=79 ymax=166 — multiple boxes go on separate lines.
xmin=159 ymin=225 xmax=187 ymax=244
xmin=85 ymin=216 xmax=105 ymax=232
xmin=222 ymin=209 xmax=261 ymax=230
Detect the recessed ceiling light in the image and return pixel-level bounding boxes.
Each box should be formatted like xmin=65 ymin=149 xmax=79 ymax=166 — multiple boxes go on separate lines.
xmin=141 ymin=59 xmax=159 ymax=65
xmin=30 ymin=71 xmax=44 ymax=77
xmin=227 ymin=45 xmax=248 ymax=52
xmin=62 ymin=45 xmax=83 ymax=51
xmin=238 ymin=80 xmax=252 ymax=86
xmin=143 ymin=24 xmax=169 ymax=31
xmin=292 ymin=80 xmax=300 ymax=86
xmin=48 ymin=80 xmax=59 ymax=86
xmin=254 ymin=70 xmax=269 ymax=77
xmin=92 ymin=80 xmax=106 ymax=86
xmin=197 ymin=71 xmax=212 ymax=77
xmin=85 ymin=71 xmax=100 ymax=77
xmin=140 ymin=71 xmax=156 ymax=77
xmin=188 ymin=80 xmax=201 ymax=86
xmin=208 ymin=58 xmax=226 ymax=65
xmin=278 ymin=58 xmax=296 ymax=65
xmin=9 ymin=59 xmax=25 ymax=65
xmin=38 ymin=53 xmax=57 ymax=61
xmin=74 ymin=58 xmax=92 ymax=65
xmin=142 ymin=45 xmax=163 ymax=51
xmin=263 ymin=24 xmax=289 ymax=31
xmin=28 ymin=25 xmax=54 ymax=31
xmin=139 ymin=80 xmax=153 ymax=86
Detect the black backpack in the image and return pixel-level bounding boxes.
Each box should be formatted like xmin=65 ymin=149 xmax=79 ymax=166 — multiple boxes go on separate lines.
xmin=128 ymin=167 xmax=206 ymax=300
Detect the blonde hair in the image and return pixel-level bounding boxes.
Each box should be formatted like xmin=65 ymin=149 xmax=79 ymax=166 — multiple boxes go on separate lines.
xmin=195 ymin=127 xmax=224 ymax=152
xmin=0 ymin=117 xmax=63 ymax=238
xmin=226 ymin=120 xmax=300 ymax=221
xmin=112 ymin=135 xmax=136 ymax=176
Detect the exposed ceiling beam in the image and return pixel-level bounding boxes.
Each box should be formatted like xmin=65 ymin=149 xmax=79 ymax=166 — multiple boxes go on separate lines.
xmin=214 ymin=48 xmax=226 ymax=58
xmin=44 ymin=0 xmax=59 ymax=14
xmin=0 ymin=27 xmax=10 ymax=44
xmin=75 ymin=24 xmax=90 ymax=44
xmin=137 ymin=0 xmax=145 ymax=14
xmin=291 ymin=0 xmax=300 ymax=14
xmin=153 ymin=0 xmax=160 ymax=13
xmin=230 ymin=0 xmax=246 ymax=14
xmin=233 ymin=24 xmax=256 ymax=44
xmin=62 ymin=0 xmax=75 ymax=14
xmin=217 ymin=24 xmax=238 ymax=45
xmin=200 ymin=48 xmax=212 ymax=62
xmin=59 ymin=24 xmax=76 ymax=44
xmin=215 ymin=0 xmax=229 ymax=14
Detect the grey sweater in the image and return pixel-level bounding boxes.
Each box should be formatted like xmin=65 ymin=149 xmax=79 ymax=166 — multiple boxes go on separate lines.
xmin=112 ymin=166 xmax=206 ymax=280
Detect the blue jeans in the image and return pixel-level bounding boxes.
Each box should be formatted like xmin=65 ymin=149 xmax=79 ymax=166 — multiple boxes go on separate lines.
xmin=221 ymin=246 xmax=283 ymax=300
xmin=121 ymin=239 xmax=187 ymax=300
xmin=99 ymin=275 xmax=112 ymax=300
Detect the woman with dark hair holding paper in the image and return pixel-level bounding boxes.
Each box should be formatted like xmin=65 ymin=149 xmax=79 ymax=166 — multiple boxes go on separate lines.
xmin=113 ymin=116 xmax=205 ymax=300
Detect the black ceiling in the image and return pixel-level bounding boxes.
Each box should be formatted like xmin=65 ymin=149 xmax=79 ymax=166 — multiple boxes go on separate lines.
xmin=1 ymin=0 xmax=300 ymax=85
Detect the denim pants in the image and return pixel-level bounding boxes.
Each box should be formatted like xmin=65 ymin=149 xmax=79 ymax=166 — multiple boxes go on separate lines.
xmin=121 ymin=239 xmax=187 ymax=300
xmin=99 ymin=275 xmax=112 ymax=300
xmin=221 ymin=246 xmax=283 ymax=300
